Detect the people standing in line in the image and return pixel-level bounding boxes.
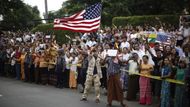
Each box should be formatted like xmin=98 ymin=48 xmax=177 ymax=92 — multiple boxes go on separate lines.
xmin=48 ymin=45 xmax=58 ymax=86
xmin=39 ymin=51 xmax=48 ymax=85
xmin=78 ymin=51 xmax=88 ymax=93
xmin=81 ymin=50 xmax=102 ymax=103
xmin=100 ymin=44 xmax=110 ymax=93
xmin=0 ymin=47 xmax=7 ymax=76
xmin=151 ymin=50 xmax=163 ymax=105
xmin=185 ymin=65 xmax=190 ymax=107
xmin=174 ymin=60 xmax=186 ymax=107
xmin=34 ymin=51 xmax=40 ymax=84
xmin=139 ymin=55 xmax=153 ymax=105
xmin=126 ymin=53 xmax=140 ymax=101
xmin=160 ymin=57 xmax=172 ymax=107
xmin=64 ymin=52 xmax=71 ymax=88
xmin=23 ymin=49 xmax=31 ymax=82
xmin=15 ymin=47 xmax=21 ymax=80
xmin=29 ymin=49 xmax=35 ymax=83
xmin=10 ymin=48 xmax=16 ymax=78
xmin=20 ymin=49 xmax=26 ymax=81
xmin=55 ymin=49 xmax=66 ymax=89
xmin=105 ymin=52 xmax=127 ymax=107
xmin=69 ymin=52 xmax=78 ymax=89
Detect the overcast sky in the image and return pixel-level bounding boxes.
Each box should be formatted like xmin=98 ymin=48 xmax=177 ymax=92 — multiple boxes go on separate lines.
xmin=23 ymin=0 xmax=67 ymax=18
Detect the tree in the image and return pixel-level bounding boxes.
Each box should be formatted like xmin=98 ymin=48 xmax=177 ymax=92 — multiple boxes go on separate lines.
xmin=127 ymin=0 xmax=185 ymax=15
xmin=0 ymin=0 xmax=41 ymax=31
xmin=49 ymin=0 xmax=130 ymax=26
xmin=47 ymin=0 xmax=187 ymax=26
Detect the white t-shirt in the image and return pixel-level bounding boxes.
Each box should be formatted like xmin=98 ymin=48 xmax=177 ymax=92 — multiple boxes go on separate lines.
xmin=91 ymin=41 xmax=97 ymax=46
xmin=24 ymin=35 xmax=31 ymax=42
xmin=130 ymin=33 xmax=138 ymax=39
xmin=16 ymin=37 xmax=22 ymax=42
xmin=132 ymin=49 xmax=155 ymax=66
xmin=70 ymin=57 xmax=78 ymax=71
xmin=131 ymin=50 xmax=145 ymax=60
xmin=128 ymin=60 xmax=139 ymax=75
xmin=39 ymin=44 xmax=46 ymax=50
xmin=85 ymin=40 xmax=93 ymax=47
xmin=119 ymin=53 xmax=130 ymax=61
xmin=65 ymin=56 xmax=72 ymax=69
xmin=183 ymin=27 xmax=190 ymax=38
xmin=120 ymin=41 xmax=130 ymax=49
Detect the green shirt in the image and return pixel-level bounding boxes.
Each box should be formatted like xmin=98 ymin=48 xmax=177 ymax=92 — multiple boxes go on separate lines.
xmin=176 ymin=68 xmax=185 ymax=81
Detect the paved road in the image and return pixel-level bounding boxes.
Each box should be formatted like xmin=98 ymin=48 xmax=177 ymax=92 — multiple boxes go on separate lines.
xmin=0 ymin=77 xmax=156 ymax=107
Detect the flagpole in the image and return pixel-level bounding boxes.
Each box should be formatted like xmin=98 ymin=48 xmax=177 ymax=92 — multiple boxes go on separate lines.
xmin=44 ymin=0 xmax=49 ymax=23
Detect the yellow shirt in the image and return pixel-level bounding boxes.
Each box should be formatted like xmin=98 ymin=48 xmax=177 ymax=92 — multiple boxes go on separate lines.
xmin=140 ymin=63 xmax=153 ymax=75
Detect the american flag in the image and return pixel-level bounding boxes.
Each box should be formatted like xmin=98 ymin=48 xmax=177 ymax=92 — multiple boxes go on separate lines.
xmin=54 ymin=3 xmax=102 ymax=33
xmin=156 ymin=33 xmax=171 ymax=45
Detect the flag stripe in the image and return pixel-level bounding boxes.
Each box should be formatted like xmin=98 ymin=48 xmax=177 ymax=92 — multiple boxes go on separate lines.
xmin=67 ymin=19 xmax=100 ymax=24
xmin=61 ymin=21 xmax=100 ymax=27
xmin=67 ymin=17 xmax=101 ymax=23
xmin=54 ymin=3 xmax=102 ymax=33
xmin=55 ymin=28 xmax=99 ymax=33
xmin=54 ymin=23 xmax=100 ymax=29
xmin=54 ymin=26 xmax=99 ymax=33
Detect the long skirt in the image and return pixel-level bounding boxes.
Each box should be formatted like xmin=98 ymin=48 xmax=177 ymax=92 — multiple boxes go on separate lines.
xmin=107 ymin=74 xmax=123 ymax=104
xmin=29 ymin=64 xmax=35 ymax=82
xmin=5 ymin=63 xmax=11 ymax=77
xmin=161 ymin=81 xmax=170 ymax=107
xmin=139 ymin=76 xmax=152 ymax=105
xmin=80 ymin=68 xmax=87 ymax=88
xmin=126 ymin=75 xmax=139 ymax=101
xmin=15 ymin=63 xmax=21 ymax=80
xmin=63 ymin=69 xmax=70 ymax=88
xmin=100 ymin=67 xmax=107 ymax=89
xmin=154 ymin=79 xmax=161 ymax=97
xmin=24 ymin=63 xmax=29 ymax=81
xmin=48 ymin=68 xmax=57 ymax=85
xmin=0 ymin=60 xmax=5 ymax=76
xmin=21 ymin=62 xmax=25 ymax=80
xmin=120 ymin=71 xmax=128 ymax=91
xmin=35 ymin=66 xmax=40 ymax=84
xmin=77 ymin=67 xmax=81 ymax=84
xmin=69 ymin=70 xmax=77 ymax=88
xmin=174 ymin=85 xmax=185 ymax=107
xmin=40 ymin=67 xmax=48 ymax=85
xmin=56 ymin=72 xmax=64 ymax=87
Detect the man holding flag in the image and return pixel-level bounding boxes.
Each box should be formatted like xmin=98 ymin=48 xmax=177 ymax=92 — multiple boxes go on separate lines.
xmin=53 ymin=2 xmax=128 ymax=107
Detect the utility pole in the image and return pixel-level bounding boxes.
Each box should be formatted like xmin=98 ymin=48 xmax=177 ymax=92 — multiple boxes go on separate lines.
xmin=44 ymin=0 xmax=48 ymax=23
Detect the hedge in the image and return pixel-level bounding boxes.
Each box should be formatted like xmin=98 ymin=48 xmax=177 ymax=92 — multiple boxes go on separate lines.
xmin=31 ymin=23 xmax=75 ymax=44
xmin=112 ymin=15 xmax=179 ymax=27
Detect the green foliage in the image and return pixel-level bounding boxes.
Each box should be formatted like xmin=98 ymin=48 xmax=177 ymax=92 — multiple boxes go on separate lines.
xmin=31 ymin=23 xmax=75 ymax=44
xmin=127 ymin=0 xmax=185 ymax=15
xmin=48 ymin=0 xmax=187 ymax=26
xmin=0 ymin=0 xmax=41 ymax=31
xmin=112 ymin=15 xmax=179 ymax=27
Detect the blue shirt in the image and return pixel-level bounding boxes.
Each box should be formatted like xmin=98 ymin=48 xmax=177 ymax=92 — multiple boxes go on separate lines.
xmin=106 ymin=57 xmax=121 ymax=76
xmin=161 ymin=65 xmax=172 ymax=77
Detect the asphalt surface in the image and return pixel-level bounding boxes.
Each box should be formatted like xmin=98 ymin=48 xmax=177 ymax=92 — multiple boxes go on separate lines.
xmin=0 ymin=77 xmax=157 ymax=107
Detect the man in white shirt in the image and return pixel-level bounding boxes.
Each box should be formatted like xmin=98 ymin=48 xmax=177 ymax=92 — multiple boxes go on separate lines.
xmin=126 ymin=53 xmax=140 ymax=100
xmin=182 ymin=24 xmax=190 ymax=38
xmin=85 ymin=38 xmax=93 ymax=47
xmin=91 ymin=38 xmax=97 ymax=47
xmin=131 ymin=44 xmax=145 ymax=60
xmin=24 ymin=34 xmax=31 ymax=42
xmin=120 ymin=37 xmax=130 ymax=50
xmin=16 ymin=37 xmax=22 ymax=42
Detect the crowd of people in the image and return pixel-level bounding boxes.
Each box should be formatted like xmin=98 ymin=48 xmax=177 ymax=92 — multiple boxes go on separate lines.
xmin=0 ymin=24 xmax=190 ymax=107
